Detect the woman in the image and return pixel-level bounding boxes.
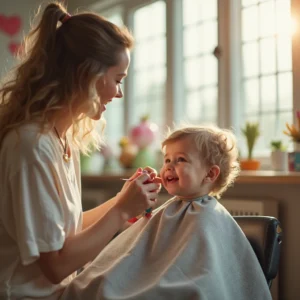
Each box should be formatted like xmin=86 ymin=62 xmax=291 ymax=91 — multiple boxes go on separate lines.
xmin=0 ymin=2 xmax=161 ymax=299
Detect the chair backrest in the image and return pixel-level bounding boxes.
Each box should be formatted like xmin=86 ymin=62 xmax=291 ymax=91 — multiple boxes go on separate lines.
xmin=233 ymin=216 xmax=282 ymax=288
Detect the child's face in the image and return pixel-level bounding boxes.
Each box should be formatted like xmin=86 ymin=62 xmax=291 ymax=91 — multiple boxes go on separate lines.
xmin=160 ymin=136 xmax=210 ymax=199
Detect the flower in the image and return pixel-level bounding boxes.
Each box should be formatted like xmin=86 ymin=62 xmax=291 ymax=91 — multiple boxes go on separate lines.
xmin=283 ymin=111 xmax=300 ymax=143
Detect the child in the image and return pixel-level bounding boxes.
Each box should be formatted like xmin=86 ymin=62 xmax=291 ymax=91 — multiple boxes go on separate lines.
xmin=61 ymin=124 xmax=272 ymax=300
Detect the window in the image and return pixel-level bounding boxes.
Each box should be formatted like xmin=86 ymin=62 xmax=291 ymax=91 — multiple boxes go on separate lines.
xmin=130 ymin=1 xmax=166 ymax=128
xmin=182 ymin=0 xmax=218 ymax=124
xmin=100 ymin=10 xmax=125 ymax=151
xmin=88 ymin=0 xmax=297 ymax=165
xmin=241 ymin=0 xmax=293 ymax=155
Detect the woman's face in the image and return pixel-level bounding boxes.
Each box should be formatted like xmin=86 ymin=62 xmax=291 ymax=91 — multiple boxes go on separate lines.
xmin=91 ymin=49 xmax=130 ymax=120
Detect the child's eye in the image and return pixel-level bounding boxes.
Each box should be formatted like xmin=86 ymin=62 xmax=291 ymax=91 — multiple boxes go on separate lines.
xmin=177 ymin=157 xmax=186 ymax=162
xmin=164 ymin=158 xmax=170 ymax=164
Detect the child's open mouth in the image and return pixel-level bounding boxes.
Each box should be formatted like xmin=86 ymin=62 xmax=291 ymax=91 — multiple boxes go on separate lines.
xmin=166 ymin=176 xmax=179 ymax=183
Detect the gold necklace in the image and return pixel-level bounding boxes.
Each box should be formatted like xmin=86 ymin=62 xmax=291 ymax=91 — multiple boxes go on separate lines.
xmin=54 ymin=127 xmax=70 ymax=162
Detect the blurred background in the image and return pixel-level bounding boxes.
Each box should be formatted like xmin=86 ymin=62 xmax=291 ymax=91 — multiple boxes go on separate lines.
xmin=0 ymin=0 xmax=299 ymax=169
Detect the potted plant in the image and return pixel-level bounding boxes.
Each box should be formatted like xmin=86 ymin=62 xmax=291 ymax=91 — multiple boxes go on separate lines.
xmin=283 ymin=110 xmax=300 ymax=151
xmin=270 ymin=140 xmax=288 ymax=171
xmin=240 ymin=122 xmax=260 ymax=170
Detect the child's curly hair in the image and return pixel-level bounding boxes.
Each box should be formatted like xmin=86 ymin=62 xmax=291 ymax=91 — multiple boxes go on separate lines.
xmin=162 ymin=124 xmax=240 ymax=198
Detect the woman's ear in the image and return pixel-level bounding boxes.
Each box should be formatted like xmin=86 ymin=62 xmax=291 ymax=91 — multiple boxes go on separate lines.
xmin=204 ymin=165 xmax=220 ymax=183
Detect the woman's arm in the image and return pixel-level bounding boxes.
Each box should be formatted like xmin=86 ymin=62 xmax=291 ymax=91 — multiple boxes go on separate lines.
xmin=38 ymin=201 xmax=126 ymax=284
xmin=37 ymin=171 xmax=162 ymax=284
xmin=82 ymin=196 xmax=118 ymax=230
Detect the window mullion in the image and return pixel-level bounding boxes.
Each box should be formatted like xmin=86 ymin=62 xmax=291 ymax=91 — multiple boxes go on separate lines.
xmin=165 ymin=0 xmax=184 ymax=127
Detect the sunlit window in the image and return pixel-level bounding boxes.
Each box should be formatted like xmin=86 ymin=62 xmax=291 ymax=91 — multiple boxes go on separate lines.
xmin=182 ymin=0 xmax=218 ymax=124
xmin=101 ymin=12 xmax=125 ymax=150
xmin=241 ymin=0 xmax=293 ymax=154
xmin=131 ymin=1 xmax=166 ymax=127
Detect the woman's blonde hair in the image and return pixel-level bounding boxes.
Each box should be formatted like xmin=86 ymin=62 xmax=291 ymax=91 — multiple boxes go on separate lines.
xmin=162 ymin=124 xmax=240 ymax=198
xmin=0 ymin=1 xmax=134 ymax=154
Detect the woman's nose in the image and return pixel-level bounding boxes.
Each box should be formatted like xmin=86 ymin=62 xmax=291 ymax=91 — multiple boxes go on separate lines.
xmin=115 ymin=86 xmax=123 ymax=98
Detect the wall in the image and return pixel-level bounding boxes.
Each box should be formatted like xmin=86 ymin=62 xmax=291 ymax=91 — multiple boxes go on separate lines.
xmin=0 ymin=0 xmax=45 ymax=77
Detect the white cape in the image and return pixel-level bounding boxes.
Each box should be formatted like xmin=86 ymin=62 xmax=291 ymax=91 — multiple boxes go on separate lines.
xmin=61 ymin=196 xmax=272 ymax=300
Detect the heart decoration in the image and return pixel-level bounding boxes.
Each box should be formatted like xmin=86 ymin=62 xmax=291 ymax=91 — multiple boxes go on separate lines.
xmin=0 ymin=14 xmax=22 ymax=37
xmin=8 ymin=41 xmax=23 ymax=56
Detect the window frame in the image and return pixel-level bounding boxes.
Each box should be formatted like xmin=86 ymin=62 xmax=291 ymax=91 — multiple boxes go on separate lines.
xmin=87 ymin=0 xmax=300 ymax=163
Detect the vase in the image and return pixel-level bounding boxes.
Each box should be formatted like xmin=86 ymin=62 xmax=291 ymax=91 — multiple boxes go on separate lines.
xmin=293 ymin=142 xmax=300 ymax=152
xmin=132 ymin=147 xmax=155 ymax=169
xmin=271 ymin=151 xmax=288 ymax=171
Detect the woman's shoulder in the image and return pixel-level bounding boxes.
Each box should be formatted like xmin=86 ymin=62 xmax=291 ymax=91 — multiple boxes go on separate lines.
xmin=2 ymin=123 xmax=56 ymax=162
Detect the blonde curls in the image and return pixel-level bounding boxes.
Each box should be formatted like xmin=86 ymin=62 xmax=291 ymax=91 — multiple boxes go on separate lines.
xmin=0 ymin=1 xmax=134 ymax=154
xmin=162 ymin=124 xmax=240 ymax=198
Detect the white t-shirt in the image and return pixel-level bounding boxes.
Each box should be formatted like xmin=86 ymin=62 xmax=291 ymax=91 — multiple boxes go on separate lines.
xmin=0 ymin=123 xmax=82 ymax=299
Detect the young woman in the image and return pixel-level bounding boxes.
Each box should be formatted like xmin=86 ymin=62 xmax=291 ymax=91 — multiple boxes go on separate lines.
xmin=0 ymin=2 xmax=161 ymax=299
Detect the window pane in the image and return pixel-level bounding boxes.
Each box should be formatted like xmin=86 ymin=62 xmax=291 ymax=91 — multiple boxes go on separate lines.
xmin=186 ymin=91 xmax=202 ymax=121
xmin=257 ymin=113 xmax=276 ymax=151
xmin=203 ymin=55 xmax=217 ymax=85
xmin=134 ymin=70 xmax=149 ymax=97
xmin=261 ymin=75 xmax=276 ymax=112
xmin=183 ymin=0 xmax=216 ymax=25
xmin=242 ymin=42 xmax=259 ymax=77
xmin=148 ymin=1 xmax=166 ymax=36
xmin=242 ymin=0 xmax=259 ymax=7
xmin=184 ymin=25 xmax=202 ymax=57
xmin=244 ymin=79 xmax=259 ymax=114
xmin=240 ymin=0 xmax=293 ymax=156
xmin=202 ymin=21 xmax=218 ymax=53
xmin=100 ymin=12 xmax=125 ymax=152
xmin=134 ymin=2 xmax=165 ymax=39
xmin=201 ymin=0 xmax=217 ymax=21
xmin=132 ymin=1 xmax=166 ymax=129
xmin=149 ymin=38 xmax=166 ymax=66
xmin=278 ymin=72 xmax=293 ymax=110
xmin=183 ymin=0 xmax=202 ymax=26
xmin=277 ymin=36 xmax=292 ymax=71
xmin=134 ymin=43 xmax=151 ymax=69
xmin=184 ymin=57 xmax=204 ymax=90
xmin=183 ymin=0 xmax=218 ymax=124
xmin=202 ymin=87 xmax=217 ymax=123
xmin=276 ymin=0 xmax=292 ymax=36
xmin=151 ymin=66 xmax=166 ymax=87
xmin=259 ymin=1 xmax=275 ymax=37
xmin=242 ymin=6 xmax=259 ymax=41
xmin=260 ymin=37 xmax=276 ymax=74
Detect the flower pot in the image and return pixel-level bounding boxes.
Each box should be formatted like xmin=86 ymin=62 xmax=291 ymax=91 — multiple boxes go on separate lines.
xmin=240 ymin=159 xmax=260 ymax=171
xmin=271 ymin=150 xmax=288 ymax=171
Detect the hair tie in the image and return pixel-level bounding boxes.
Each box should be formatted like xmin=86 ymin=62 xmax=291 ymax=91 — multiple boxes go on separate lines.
xmin=60 ymin=13 xmax=71 ymax=24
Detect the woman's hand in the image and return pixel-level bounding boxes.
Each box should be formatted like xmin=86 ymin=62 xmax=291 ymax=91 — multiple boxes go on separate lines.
xmin=115 ymin=167 xmax=162 ymax=221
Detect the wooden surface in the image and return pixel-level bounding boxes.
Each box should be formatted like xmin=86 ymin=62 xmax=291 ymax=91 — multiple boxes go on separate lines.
xmin=82 ymin=170 xmax=300 ymax=185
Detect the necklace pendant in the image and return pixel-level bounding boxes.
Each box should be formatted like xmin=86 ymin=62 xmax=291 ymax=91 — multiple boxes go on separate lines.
xmin=63 ymin=153 xmax=70 ymax=162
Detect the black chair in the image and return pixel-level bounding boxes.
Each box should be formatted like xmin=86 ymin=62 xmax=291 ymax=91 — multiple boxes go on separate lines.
xmin=233 ymin=216 xmax=282 ymax=288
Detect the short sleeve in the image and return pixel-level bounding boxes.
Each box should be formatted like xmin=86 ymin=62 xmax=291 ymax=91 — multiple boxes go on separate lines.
xmin=9 ymin=158 xmax=65 ymax=266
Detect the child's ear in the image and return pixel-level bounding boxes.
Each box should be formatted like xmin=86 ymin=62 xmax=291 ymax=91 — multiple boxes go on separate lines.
xmin=204 ymin=165 xmax=220 ymax=183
